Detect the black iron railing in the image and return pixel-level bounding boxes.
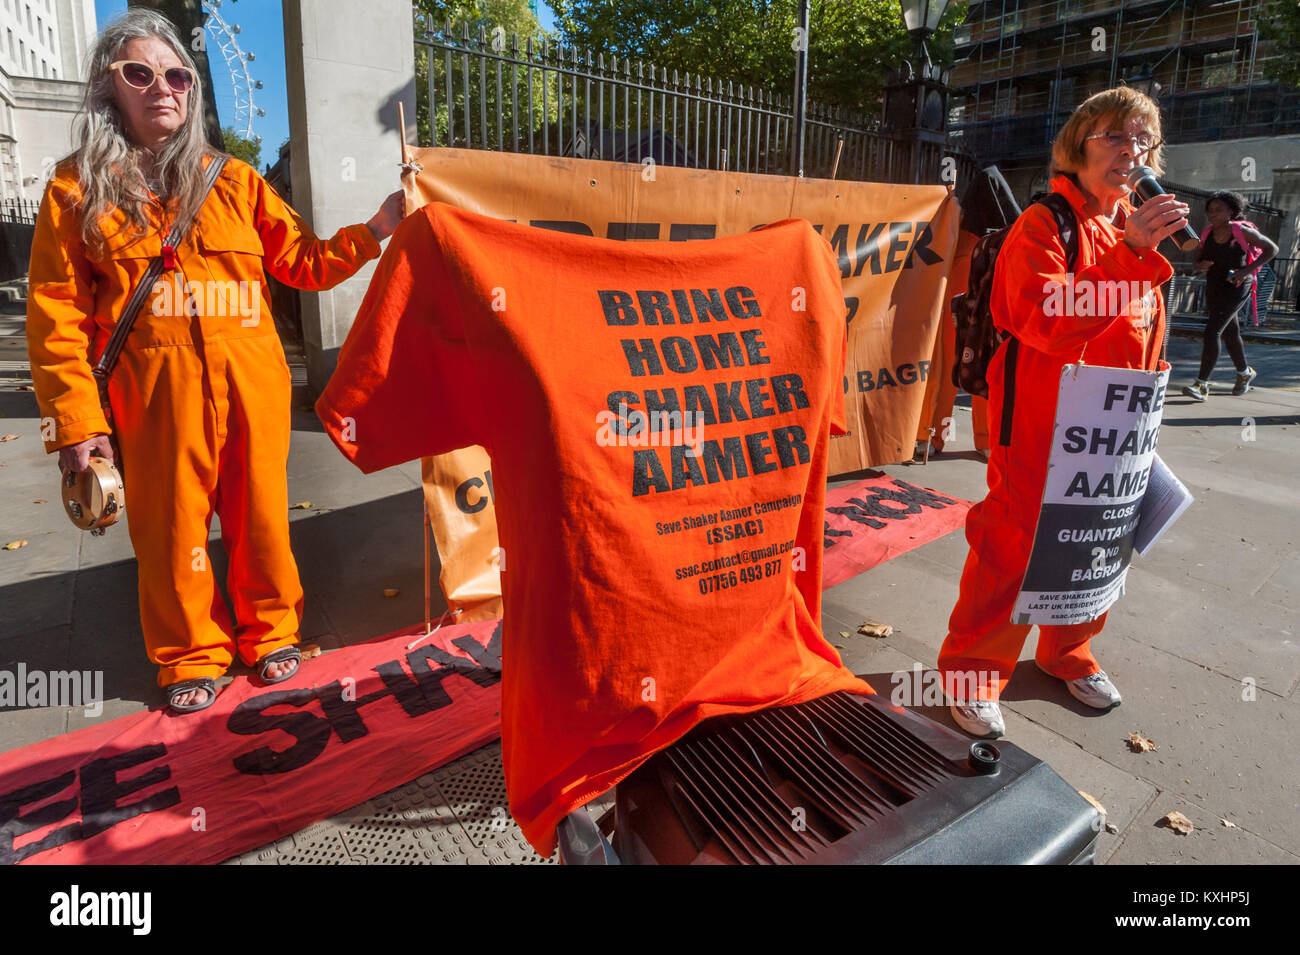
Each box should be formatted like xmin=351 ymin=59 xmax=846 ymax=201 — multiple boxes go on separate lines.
xmin=1160 ymin=179 xmax=1287 ymax=249
xmin=1169 ymin=260 xmax=1298 ymax=322
xmin=414 ymin=14 xmax=978 ymax=187
xmin=1 ymin=197 xmax=38 ymax=224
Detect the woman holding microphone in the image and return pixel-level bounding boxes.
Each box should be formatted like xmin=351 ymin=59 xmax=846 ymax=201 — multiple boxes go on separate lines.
xmin=939 ymin=87 xmax=1189 ymax=737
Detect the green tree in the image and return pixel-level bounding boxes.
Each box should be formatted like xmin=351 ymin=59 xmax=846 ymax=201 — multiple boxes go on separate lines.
xmin=221 ymin=127 xmax=262 ymax=169
xmin=414 ymin=0 xmax=556 ymax=149
xmin=1260 ymin=0 xmax=1300 ymax=88
xmin=546 ymin=0 xmax=968 ymax=113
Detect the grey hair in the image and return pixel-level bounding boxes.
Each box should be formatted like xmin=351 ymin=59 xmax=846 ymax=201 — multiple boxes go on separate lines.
xmin=69 ymin=8 xmax=223 ymax=256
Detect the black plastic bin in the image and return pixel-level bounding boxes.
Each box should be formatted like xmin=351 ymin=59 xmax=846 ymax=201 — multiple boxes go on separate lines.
xmin=559 ymin=691 xmax=1100 ymax=865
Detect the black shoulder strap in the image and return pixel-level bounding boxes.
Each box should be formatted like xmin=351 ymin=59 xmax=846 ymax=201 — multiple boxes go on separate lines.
xmin=999 ymin=191 xmax=1080 ymax=447
xmin=93 ymin=156 xmax=229 ymax=384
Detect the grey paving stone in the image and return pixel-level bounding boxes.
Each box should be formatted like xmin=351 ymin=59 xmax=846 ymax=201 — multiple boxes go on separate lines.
xmin=1001 ymin=631 xmax=1300 ymax=858
xmin=1105 ymin=793 xmax=1300 ymax=865
xmin=0 ymin=626 xmax=71 ymax=749
xmin=1256 ymin=552 xmax=1300 ymax=615
xmin=1110 ymin=564 xmax=1299 ymax=697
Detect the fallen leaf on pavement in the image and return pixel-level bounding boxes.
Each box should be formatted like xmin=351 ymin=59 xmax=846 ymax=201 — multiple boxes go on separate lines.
xmin=383 ymin=588 xmax=399 ymax=597
xmin=1079 ymin=791 xmax=1107 ymax=819
xmin=290 ymin=501 xmax=312 ymax=509
xmin=1127 ymin=732 xmax=1157 ymax=752
xmin=1221 ymin=818 xmax=1237 ymax=828
xmin=839 ymin=631 xmax=850 ymax=639
xmin=1105 ymin=822 xmax=1118 ymax=834
xmin=0 ymin=434 xmax=18 ymax=441
xmin=33 ymin=499 xmax=45 ymax=504
xmin=4 ymin=540 xmax=27 ymax=550
xmin=857 ymin=620 xmax=894 ymax=638
xmin=1159 ymin=811 xmax=1194 ymax=835
xmin=299 ymin=644 xmax=322 ymax=660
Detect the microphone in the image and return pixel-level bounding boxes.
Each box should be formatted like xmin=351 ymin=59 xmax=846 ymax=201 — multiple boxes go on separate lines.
xmin=1126 ymin=166 xmax=1201 ymax=251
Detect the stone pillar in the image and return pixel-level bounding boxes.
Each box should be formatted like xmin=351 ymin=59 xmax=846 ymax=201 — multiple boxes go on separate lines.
xmin=282 ymin=0 xmax=414 ymax=396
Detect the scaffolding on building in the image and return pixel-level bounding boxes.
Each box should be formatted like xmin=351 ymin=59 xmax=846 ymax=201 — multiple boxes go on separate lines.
xmin=949 ymin=0 xmax=1295 ymax=165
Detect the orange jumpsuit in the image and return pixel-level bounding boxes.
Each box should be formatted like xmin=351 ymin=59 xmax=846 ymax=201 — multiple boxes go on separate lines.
xmin=939 ymin=174 xmax=1173 ymax=699
xmin=26 ymin=157 xmax=381 ymax=687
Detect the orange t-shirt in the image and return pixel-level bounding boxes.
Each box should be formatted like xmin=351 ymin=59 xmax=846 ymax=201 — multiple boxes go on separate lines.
xmin=316 ymin=202 xmax=874 ymax=855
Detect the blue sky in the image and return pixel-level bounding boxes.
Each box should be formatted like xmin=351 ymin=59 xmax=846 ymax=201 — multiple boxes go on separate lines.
xmin=92 ymin=1 xmax=558 ymax=169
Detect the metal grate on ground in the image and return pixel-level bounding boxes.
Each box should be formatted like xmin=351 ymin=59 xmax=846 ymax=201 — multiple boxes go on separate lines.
xmin=224 ymin=741 xmax=612 ymax=865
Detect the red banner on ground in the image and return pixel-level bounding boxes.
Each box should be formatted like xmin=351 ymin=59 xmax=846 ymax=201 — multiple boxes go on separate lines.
xmin=0 ymin=620 xmax=502 ymax=865
xmin=822 ymin=475 xmax=972 ymax=589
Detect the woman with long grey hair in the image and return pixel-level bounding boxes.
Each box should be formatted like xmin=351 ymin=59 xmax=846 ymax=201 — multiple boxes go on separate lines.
xmin=27 ymin=9 xmax=404 ymax=713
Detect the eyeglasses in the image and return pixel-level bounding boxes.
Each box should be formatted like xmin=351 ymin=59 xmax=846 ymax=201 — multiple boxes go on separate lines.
xmin=1085 ymin=130 xmax=1161 ymax=155
xmin=109 ymin=60 xmax=195 ymax=93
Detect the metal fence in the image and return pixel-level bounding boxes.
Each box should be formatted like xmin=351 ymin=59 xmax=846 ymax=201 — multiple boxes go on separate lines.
xmin=1 ymin=197 xmax=39 ymax=225
xmin=1153 ymin=180 xmax=1296 ymax=322
xmin=1160 ymin=179 xmax=1287 ymax=251
xmin=1168 ymin=260 xmax=1299 ymax=323
xmin=414 ymin=14 xmax=978 ymax=187
xmin=1263 ymin=258 xmax=1299 ymax=317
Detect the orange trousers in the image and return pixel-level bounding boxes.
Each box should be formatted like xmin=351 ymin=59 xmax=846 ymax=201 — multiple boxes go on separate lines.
xmin=939 ymin=440 xmax=1103 ymax=701
xmin=971 ymin=396 xmax=989 ymax=452
xmin=109 ymin=336 xmax=301 ymax=687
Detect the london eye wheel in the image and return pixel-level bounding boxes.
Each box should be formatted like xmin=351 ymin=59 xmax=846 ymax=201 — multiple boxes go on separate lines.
xmin=202 ymin=0 xmax=264 ymax=142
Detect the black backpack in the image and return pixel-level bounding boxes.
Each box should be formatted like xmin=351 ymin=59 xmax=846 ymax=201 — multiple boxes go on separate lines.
xmin=950 ymin=192 xmax=1079 ymax=445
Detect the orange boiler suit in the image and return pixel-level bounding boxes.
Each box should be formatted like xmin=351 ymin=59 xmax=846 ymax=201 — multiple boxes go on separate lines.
xmin=26 ymin=157 xmax=381 ymax=687
xmin=939 ymin=174 xmax=1173 ymax=699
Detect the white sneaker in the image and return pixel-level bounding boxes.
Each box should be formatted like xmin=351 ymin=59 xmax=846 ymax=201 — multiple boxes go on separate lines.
xmin=1182 ymin=380 xmax=1209 ymax=402
xmin=1063 ymin=670 xmax=1123 ymax=709
xmin=949 ymin=700 xmax=1005 ymax=738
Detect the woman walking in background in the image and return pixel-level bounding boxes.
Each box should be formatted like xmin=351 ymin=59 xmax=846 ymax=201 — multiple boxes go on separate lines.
xmin=1182 ymin=191 xmax=1277 ymax=401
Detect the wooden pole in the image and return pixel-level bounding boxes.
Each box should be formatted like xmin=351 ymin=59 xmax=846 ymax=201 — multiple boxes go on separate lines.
xmin=424 ymin=501 xmax=432 ymax=636
xmin=398 ymin=101 xmax=409 ymax=162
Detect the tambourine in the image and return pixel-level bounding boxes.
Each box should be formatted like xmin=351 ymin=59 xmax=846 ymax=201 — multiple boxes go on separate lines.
xmin=61 ymin=456 xmax=125 ymax=535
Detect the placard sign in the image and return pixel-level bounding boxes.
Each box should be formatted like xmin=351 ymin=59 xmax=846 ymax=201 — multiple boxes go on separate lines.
xmin=1013 ymin=363 xmax=1169 ymax=626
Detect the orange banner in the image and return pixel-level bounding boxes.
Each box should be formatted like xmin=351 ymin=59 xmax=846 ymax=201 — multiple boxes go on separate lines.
xmin=421 ymin=448 xmax=502 ymax=623
xmin=402 ymin=147 xmax=960 ymax=473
